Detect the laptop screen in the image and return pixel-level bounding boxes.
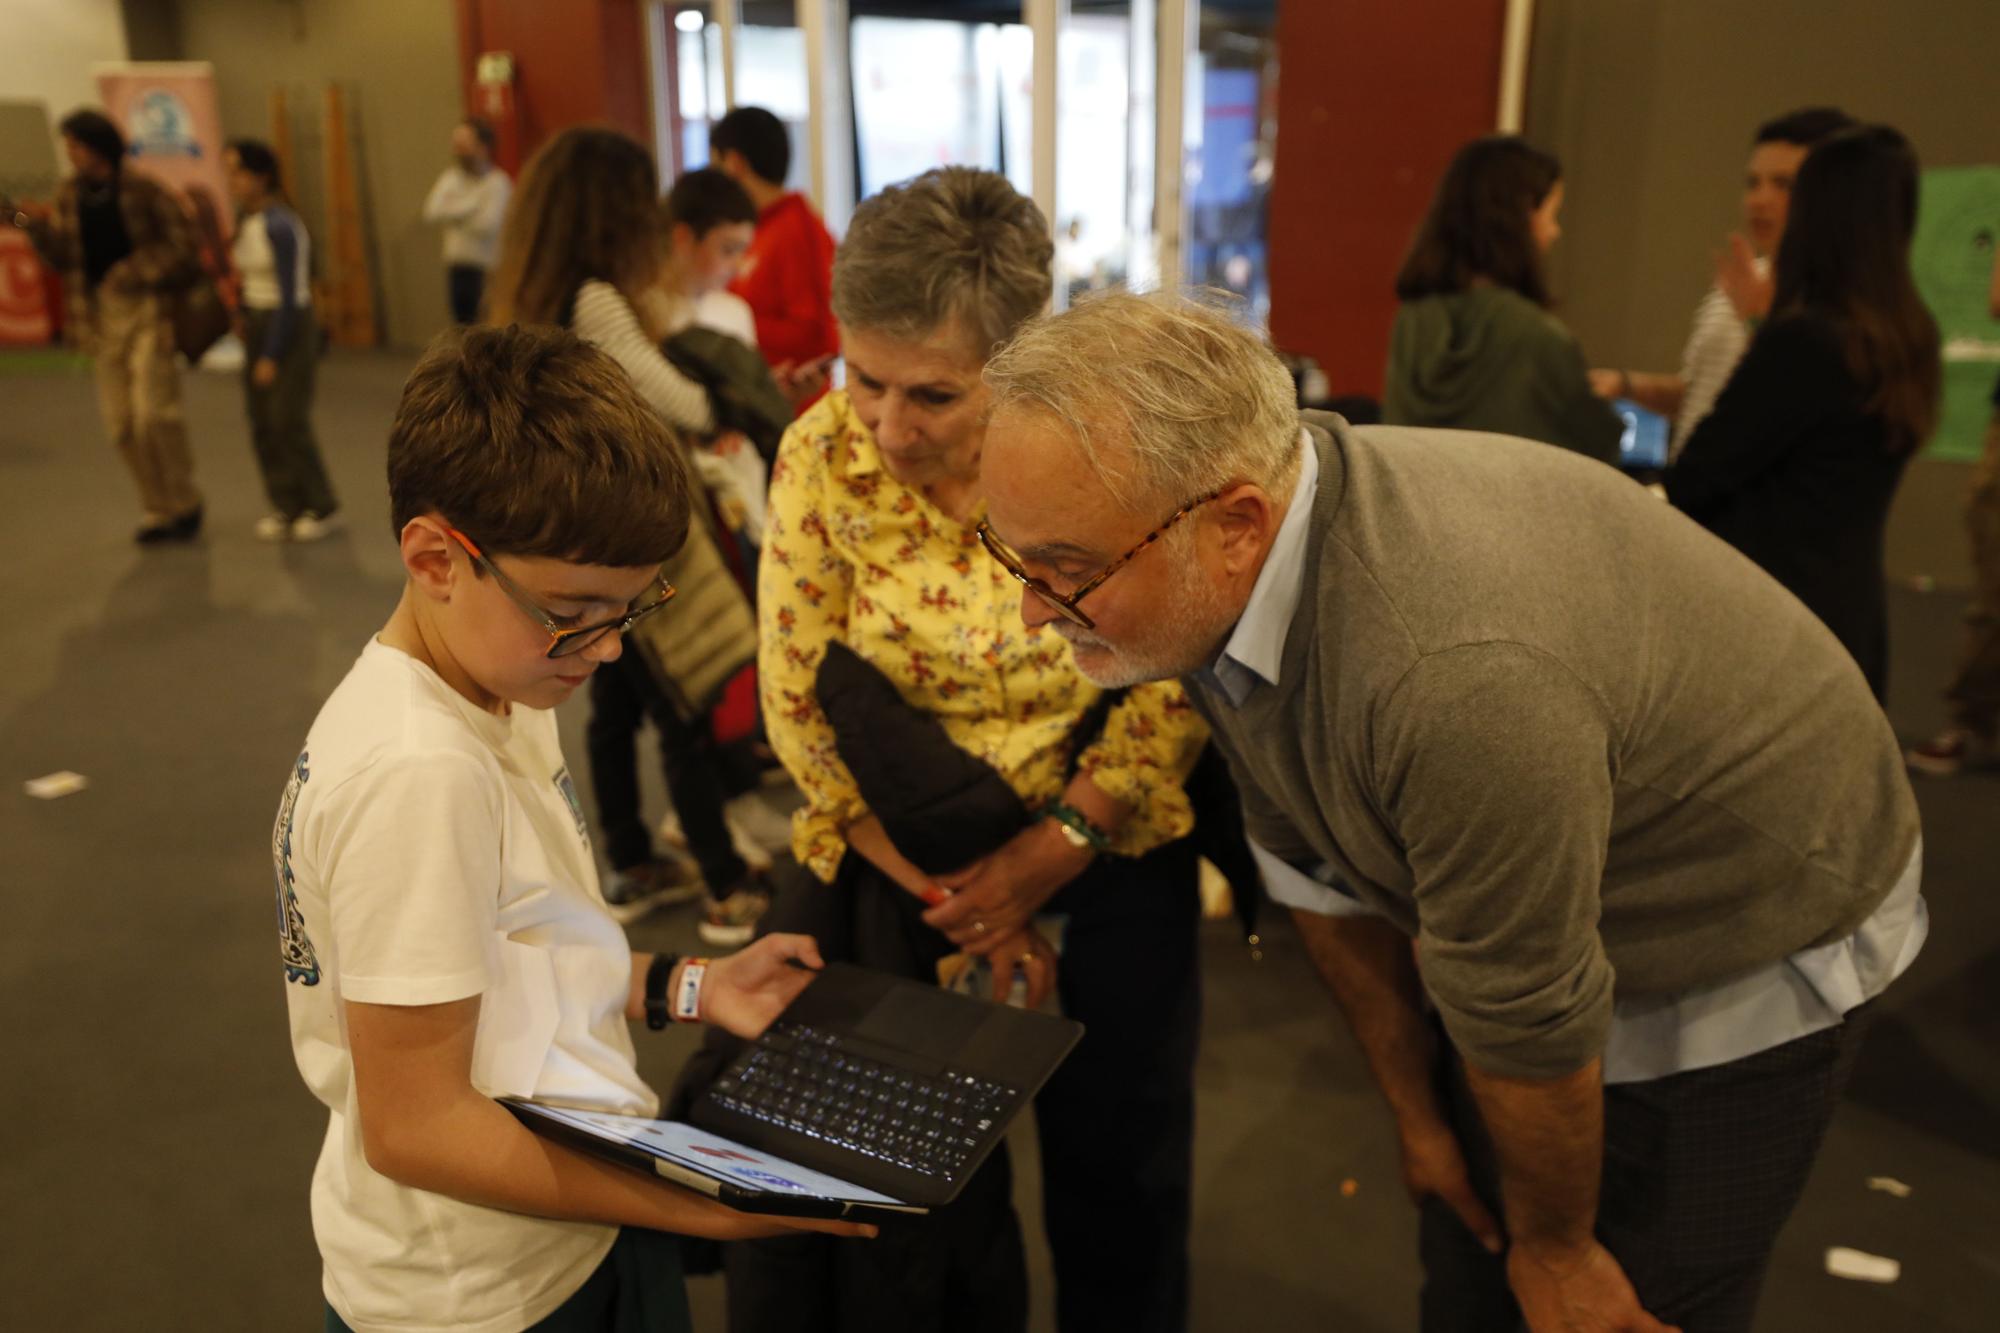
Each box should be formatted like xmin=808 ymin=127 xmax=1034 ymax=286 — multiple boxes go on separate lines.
xmin=518 ymin=1102 xmax=905 ymax=1206
xmin=1614 ymin=398 xmax=1670 ymax=470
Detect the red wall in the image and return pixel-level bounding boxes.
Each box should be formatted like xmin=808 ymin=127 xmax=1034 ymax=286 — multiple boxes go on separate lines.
xmin=1267 ymin=0 xmax=1511 ymax=397
xmin=453 ymin=0 xmax=652 ymax=161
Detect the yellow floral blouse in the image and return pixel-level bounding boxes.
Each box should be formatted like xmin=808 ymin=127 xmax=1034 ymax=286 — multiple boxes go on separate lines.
xmin=759 ymin=391 xmax=1210 ymax=884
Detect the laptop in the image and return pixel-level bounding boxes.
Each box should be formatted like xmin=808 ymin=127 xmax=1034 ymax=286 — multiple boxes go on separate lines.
xmin=1613 ymin=397 xmax=1671 ymax=471
xmin=505 ymin=962 xmax=1084 ymax=1220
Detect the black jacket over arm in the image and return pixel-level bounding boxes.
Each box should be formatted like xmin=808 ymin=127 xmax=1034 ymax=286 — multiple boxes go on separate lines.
xmin=1666 ymin=311 xmax=1911 ymax=699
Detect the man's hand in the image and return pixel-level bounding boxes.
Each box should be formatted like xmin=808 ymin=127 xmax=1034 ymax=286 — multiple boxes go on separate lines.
xmin=1509 ymin=1238 xmax=1680 ymax=1333
xmin=698 ymin=932 xmax=825 ymax=1039
xmin=983 ymin=925 xmax=1059 ymax=1009
xmin=922 ymin=820 xmax=1092 ymax=954
xmin=1397 ymin=1113 xmax=1504 ymax=1254
xmin=1587 ymin=369 xmax=1626 ymax=400
xmin=1714 ymin=233 xmax=1772 ymax=323
xmin=252 ymin=357 xmax=279 ymax=388
xmin=775 ymin=356 xmax=832 ymax=410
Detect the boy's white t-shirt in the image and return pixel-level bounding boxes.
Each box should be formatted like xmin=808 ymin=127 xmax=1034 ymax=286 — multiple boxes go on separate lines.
xmin=275 ymin=639 xmax=656 ymax=1333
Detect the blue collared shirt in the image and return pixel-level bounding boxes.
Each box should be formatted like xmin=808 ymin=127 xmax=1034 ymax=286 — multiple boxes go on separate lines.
xmin=1199 ymin=432 xmax=1320 ymax=707
xmin=1203 ymin=432 xmax=1926 ymax=1084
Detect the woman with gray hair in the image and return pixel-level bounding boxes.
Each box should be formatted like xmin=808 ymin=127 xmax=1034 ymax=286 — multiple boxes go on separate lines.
xmin=739 ymin=167 xmax=1211 ymax=1332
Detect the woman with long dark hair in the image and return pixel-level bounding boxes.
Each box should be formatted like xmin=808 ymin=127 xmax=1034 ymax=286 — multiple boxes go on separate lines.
xmin=1383 ymin=135 xmax=1623 ymax=463
xmin=225 ymin=138 xmax=340 ymax=540
xmin=486 ymin=127 xmax=775 ymax=948
xmin=1668 ymin=125 xmax=1941 ymax=700
xmin=485 ymin=127 xmax=718 ymax=434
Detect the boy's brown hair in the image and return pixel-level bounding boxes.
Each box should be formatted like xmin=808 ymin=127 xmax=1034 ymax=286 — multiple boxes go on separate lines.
xmin=388 ymin=324 xmax=694 ymax=566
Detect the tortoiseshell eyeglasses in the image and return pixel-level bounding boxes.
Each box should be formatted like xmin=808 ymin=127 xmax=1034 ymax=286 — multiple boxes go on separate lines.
xmin=975 ymin=490 xmax=1223 ymax=630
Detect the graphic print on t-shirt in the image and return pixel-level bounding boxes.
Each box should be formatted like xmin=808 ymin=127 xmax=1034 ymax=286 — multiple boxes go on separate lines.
xmin=554 ymin=765 xmax=590 ymax=846
xmin=272 ymin=750 xmax=321 ymax=985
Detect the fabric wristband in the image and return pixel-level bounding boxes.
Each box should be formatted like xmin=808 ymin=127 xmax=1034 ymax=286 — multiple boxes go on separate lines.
xmin=1043 ymin=800 xmax=1111 ymax=852
xmin=643 ymin=953 xmax=679 ymax=1031
xmin=674 ymin=958 xmax=710 ymax=1023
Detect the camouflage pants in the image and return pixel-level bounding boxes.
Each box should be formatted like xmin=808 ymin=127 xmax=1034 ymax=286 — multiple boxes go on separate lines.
xmin=88 ymin=286 xmax=201 ymax=520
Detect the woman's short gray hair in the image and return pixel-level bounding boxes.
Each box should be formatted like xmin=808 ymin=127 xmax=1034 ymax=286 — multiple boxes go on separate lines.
xmin=983 ymin=291 xmax=1302 ymax=509
xmin=832 ymin=167 xmax=1054 ymax=359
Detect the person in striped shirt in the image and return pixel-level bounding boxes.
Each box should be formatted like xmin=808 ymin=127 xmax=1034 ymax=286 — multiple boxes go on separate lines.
xmin=1590 ymin=107 xmax=1855 ymax=457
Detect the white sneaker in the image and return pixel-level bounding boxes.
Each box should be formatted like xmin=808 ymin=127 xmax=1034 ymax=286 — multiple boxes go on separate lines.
xmin=698 ymin=877 xmax=773 ymax=950
xmin=291 ymin=511 xmax=344 ymax=542
xmin=600 ymin=857 xmax=704 ymax=925
xmin=254 ymin=513 xmax=292 ymax=542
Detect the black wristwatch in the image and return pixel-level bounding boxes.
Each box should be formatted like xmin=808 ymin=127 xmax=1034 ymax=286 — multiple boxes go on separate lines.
xmin=644 ymin=953 xmax=680 ymax=1030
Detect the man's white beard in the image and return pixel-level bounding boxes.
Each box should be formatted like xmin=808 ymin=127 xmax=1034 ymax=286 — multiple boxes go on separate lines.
xmin=1053 ymin=571 xmax=1233 ymax=688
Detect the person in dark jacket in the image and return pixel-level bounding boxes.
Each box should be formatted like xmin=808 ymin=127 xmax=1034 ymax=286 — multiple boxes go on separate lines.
xmin=15 ymin=108 xmax=204 ymax=542
xmin=1668 ymin=125 xmax=1941 ymax=701
xmin=1384 ymin=136 xmax=1623 ymax=464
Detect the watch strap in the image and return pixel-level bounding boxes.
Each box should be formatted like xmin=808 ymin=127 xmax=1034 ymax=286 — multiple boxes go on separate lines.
xmin=644 ymin=952 xmax=679 ymax=1031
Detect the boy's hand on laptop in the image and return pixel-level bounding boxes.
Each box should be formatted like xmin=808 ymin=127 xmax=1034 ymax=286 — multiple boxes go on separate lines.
xmin=700 ymin=933 xmax=825 ymax=1039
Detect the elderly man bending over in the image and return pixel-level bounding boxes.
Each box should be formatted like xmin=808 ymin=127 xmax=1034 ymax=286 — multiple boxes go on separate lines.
xmin=974 ymin=293 xmax=1924 ymax=1333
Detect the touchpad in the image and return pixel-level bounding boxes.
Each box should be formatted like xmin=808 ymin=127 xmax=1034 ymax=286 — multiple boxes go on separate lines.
xmin=853 ymin=984 xmax=987 ymax=1059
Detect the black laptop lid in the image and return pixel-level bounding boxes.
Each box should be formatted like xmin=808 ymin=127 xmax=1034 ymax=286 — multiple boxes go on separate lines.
xmin=690 ymin=963 xmax=1084 ymax=1206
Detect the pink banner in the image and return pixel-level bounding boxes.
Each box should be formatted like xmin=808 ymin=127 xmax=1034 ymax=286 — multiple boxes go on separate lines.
xmin=94 ymin=61 xmax=233 ymax=248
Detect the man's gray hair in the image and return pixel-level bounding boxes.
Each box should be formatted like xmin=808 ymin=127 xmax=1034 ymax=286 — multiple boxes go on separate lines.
xmin=831 ymin=167 xmax=1054 ymax=359
xmin=982 ymin=291 xmax=1302 ymax=510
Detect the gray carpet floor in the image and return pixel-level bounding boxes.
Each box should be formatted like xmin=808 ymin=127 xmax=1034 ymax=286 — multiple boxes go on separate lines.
xmin=1 ymin=349 xmax=1994 ymax=1331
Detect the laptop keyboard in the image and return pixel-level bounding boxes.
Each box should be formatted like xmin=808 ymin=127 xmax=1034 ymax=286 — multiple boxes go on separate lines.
xmin=707 ymin=1021 xmax=1023 ymax=1179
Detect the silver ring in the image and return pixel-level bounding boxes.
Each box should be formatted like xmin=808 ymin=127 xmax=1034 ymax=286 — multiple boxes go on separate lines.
xmin=972 ymin=920 xmax=988 ymax=935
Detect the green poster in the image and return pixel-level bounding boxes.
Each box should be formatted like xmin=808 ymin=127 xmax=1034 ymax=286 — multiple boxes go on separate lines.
xmin=1913 ymin=166 xmax=2000 ymax=463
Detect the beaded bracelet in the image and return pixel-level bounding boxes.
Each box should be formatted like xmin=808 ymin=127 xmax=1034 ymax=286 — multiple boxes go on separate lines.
xmin=1043 ymin=800 xmax=1112 ymax=852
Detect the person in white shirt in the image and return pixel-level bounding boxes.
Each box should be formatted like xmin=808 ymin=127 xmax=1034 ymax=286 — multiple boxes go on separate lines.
xmin=1592 ymin=107 xmax=1855 ymax=457
xmin=275 ymin=323 xmax=870 ymax=1333
xmin=422 ymin=118 xmax=512 ymax=324
xmin=647 ymin=166 xmax=758 ymax=346
xmin=640 ymin=167 xmax=769 ymax=540
xmin=224 ymin=138 xmax=340 ymax=541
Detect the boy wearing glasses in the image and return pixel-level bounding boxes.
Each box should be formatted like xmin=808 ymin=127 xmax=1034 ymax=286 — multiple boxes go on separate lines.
xmin=272 ymin=326 xmax=868 ymax=1333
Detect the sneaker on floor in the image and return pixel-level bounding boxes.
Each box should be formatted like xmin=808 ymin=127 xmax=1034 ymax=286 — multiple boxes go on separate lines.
xmin=601 ymin=856 xmax=704 ymax=925
xmin=1906 ymin=727 xmax=1994 ymax=778
xmin=255 ymin=513 xmax=293 ymax=542
xmin=290 ymin=510 xmax=344 ymax=542
xmin=698 ymin=877 xmax=772 ymax=950
xmin=136 ymin=505 xmax=203 ymax=545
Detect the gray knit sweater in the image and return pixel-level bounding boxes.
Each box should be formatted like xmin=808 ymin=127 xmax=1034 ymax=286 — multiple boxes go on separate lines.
xmin=1190 ymin=414 xmax=1920 ymax=1078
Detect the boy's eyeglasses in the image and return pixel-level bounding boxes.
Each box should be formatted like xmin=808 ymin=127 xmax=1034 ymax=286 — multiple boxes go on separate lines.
xmin=446 ymin=527 xmax=676 ymax=659
xmin=974 ymin=490 xmax=1222 ymax=631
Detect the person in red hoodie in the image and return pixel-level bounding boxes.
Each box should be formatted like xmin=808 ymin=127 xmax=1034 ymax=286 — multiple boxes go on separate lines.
xmin=711 ymin=107 xmax=836 ymax=409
